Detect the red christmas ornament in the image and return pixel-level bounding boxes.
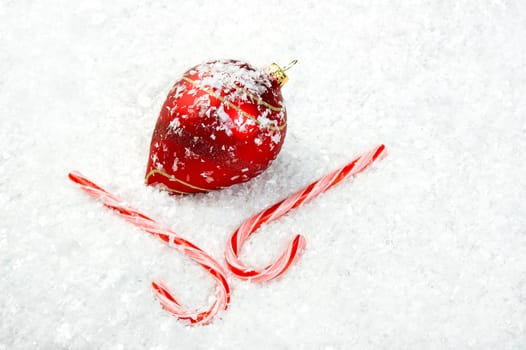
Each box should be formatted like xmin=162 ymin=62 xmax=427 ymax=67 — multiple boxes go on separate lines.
xmin=145 ymin=59 xmax=296 ymax=194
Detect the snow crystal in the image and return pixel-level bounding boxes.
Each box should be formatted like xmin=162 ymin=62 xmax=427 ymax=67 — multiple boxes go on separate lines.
xmin=168 ymin=118 xmax=180 ymax=132
xmin=270 ymin=132 xmax=281 ymax=145
xmin=215 ymin=104 xmax=234 ymax=136
xmin=200 ymin=171 xmax=215 ymax=183
xmin=171 ymin=157 xmax=179 ymax=172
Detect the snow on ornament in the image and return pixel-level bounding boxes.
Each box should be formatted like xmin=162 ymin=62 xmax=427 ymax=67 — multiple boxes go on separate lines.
xmin=145 ymin=59 xmax=297 ymax=194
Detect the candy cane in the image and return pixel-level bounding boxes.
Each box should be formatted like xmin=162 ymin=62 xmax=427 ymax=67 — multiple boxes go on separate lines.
xmin=225 ymin=144 xmax=387 ymax=282
xmin=68 ymin=171 xmax=230 ymax=325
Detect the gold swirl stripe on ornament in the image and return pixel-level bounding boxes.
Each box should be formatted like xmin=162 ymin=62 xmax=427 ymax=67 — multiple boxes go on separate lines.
xmin=145 ymin=168 xmax=211 ymax=194
xmin=232 ymin=86 xmax=283 ymax=111
xmin=183 ymin=77 xmax=286 ymax=131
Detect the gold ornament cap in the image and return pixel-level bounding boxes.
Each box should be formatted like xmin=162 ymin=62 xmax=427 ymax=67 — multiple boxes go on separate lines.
xmin=268 ymin=59 xmax=297 ymax=86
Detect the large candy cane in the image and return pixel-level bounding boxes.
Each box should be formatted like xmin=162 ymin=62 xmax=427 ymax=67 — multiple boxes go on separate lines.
xmin=68 ymin=171 xmax=230 ymax=325
xmin=225 ymin=144 xmax=387 ymax=282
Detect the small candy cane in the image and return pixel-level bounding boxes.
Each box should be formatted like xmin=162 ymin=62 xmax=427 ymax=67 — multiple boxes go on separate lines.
xmin=225 ymin=144 xmax=387 ymax=282
xmin=68 ymin=171 xmax=230 ymax=325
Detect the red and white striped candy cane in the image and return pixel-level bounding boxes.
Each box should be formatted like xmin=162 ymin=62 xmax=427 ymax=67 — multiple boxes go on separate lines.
xmin=68 ymin=171 xmax=230 ymax=325
xmin=225 ymin=144 xmax=387 ymax=282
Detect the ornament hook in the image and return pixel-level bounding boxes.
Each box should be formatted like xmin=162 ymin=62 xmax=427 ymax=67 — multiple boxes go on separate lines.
xmin=268 ymin=59 xmax=298 ymax=86
xmin=282 ymin=59 xmax=298 ymax=71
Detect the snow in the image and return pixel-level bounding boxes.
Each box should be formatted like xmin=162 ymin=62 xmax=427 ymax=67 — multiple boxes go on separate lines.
xmin=194 ymin=60 xmax=272 ymax=95
xmin=1 ymin=0 xmax=526 ymax=349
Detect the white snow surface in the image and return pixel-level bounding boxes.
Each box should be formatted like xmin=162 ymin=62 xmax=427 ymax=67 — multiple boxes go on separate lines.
xmin=1 ymin=1 xmax=526 ymax=349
